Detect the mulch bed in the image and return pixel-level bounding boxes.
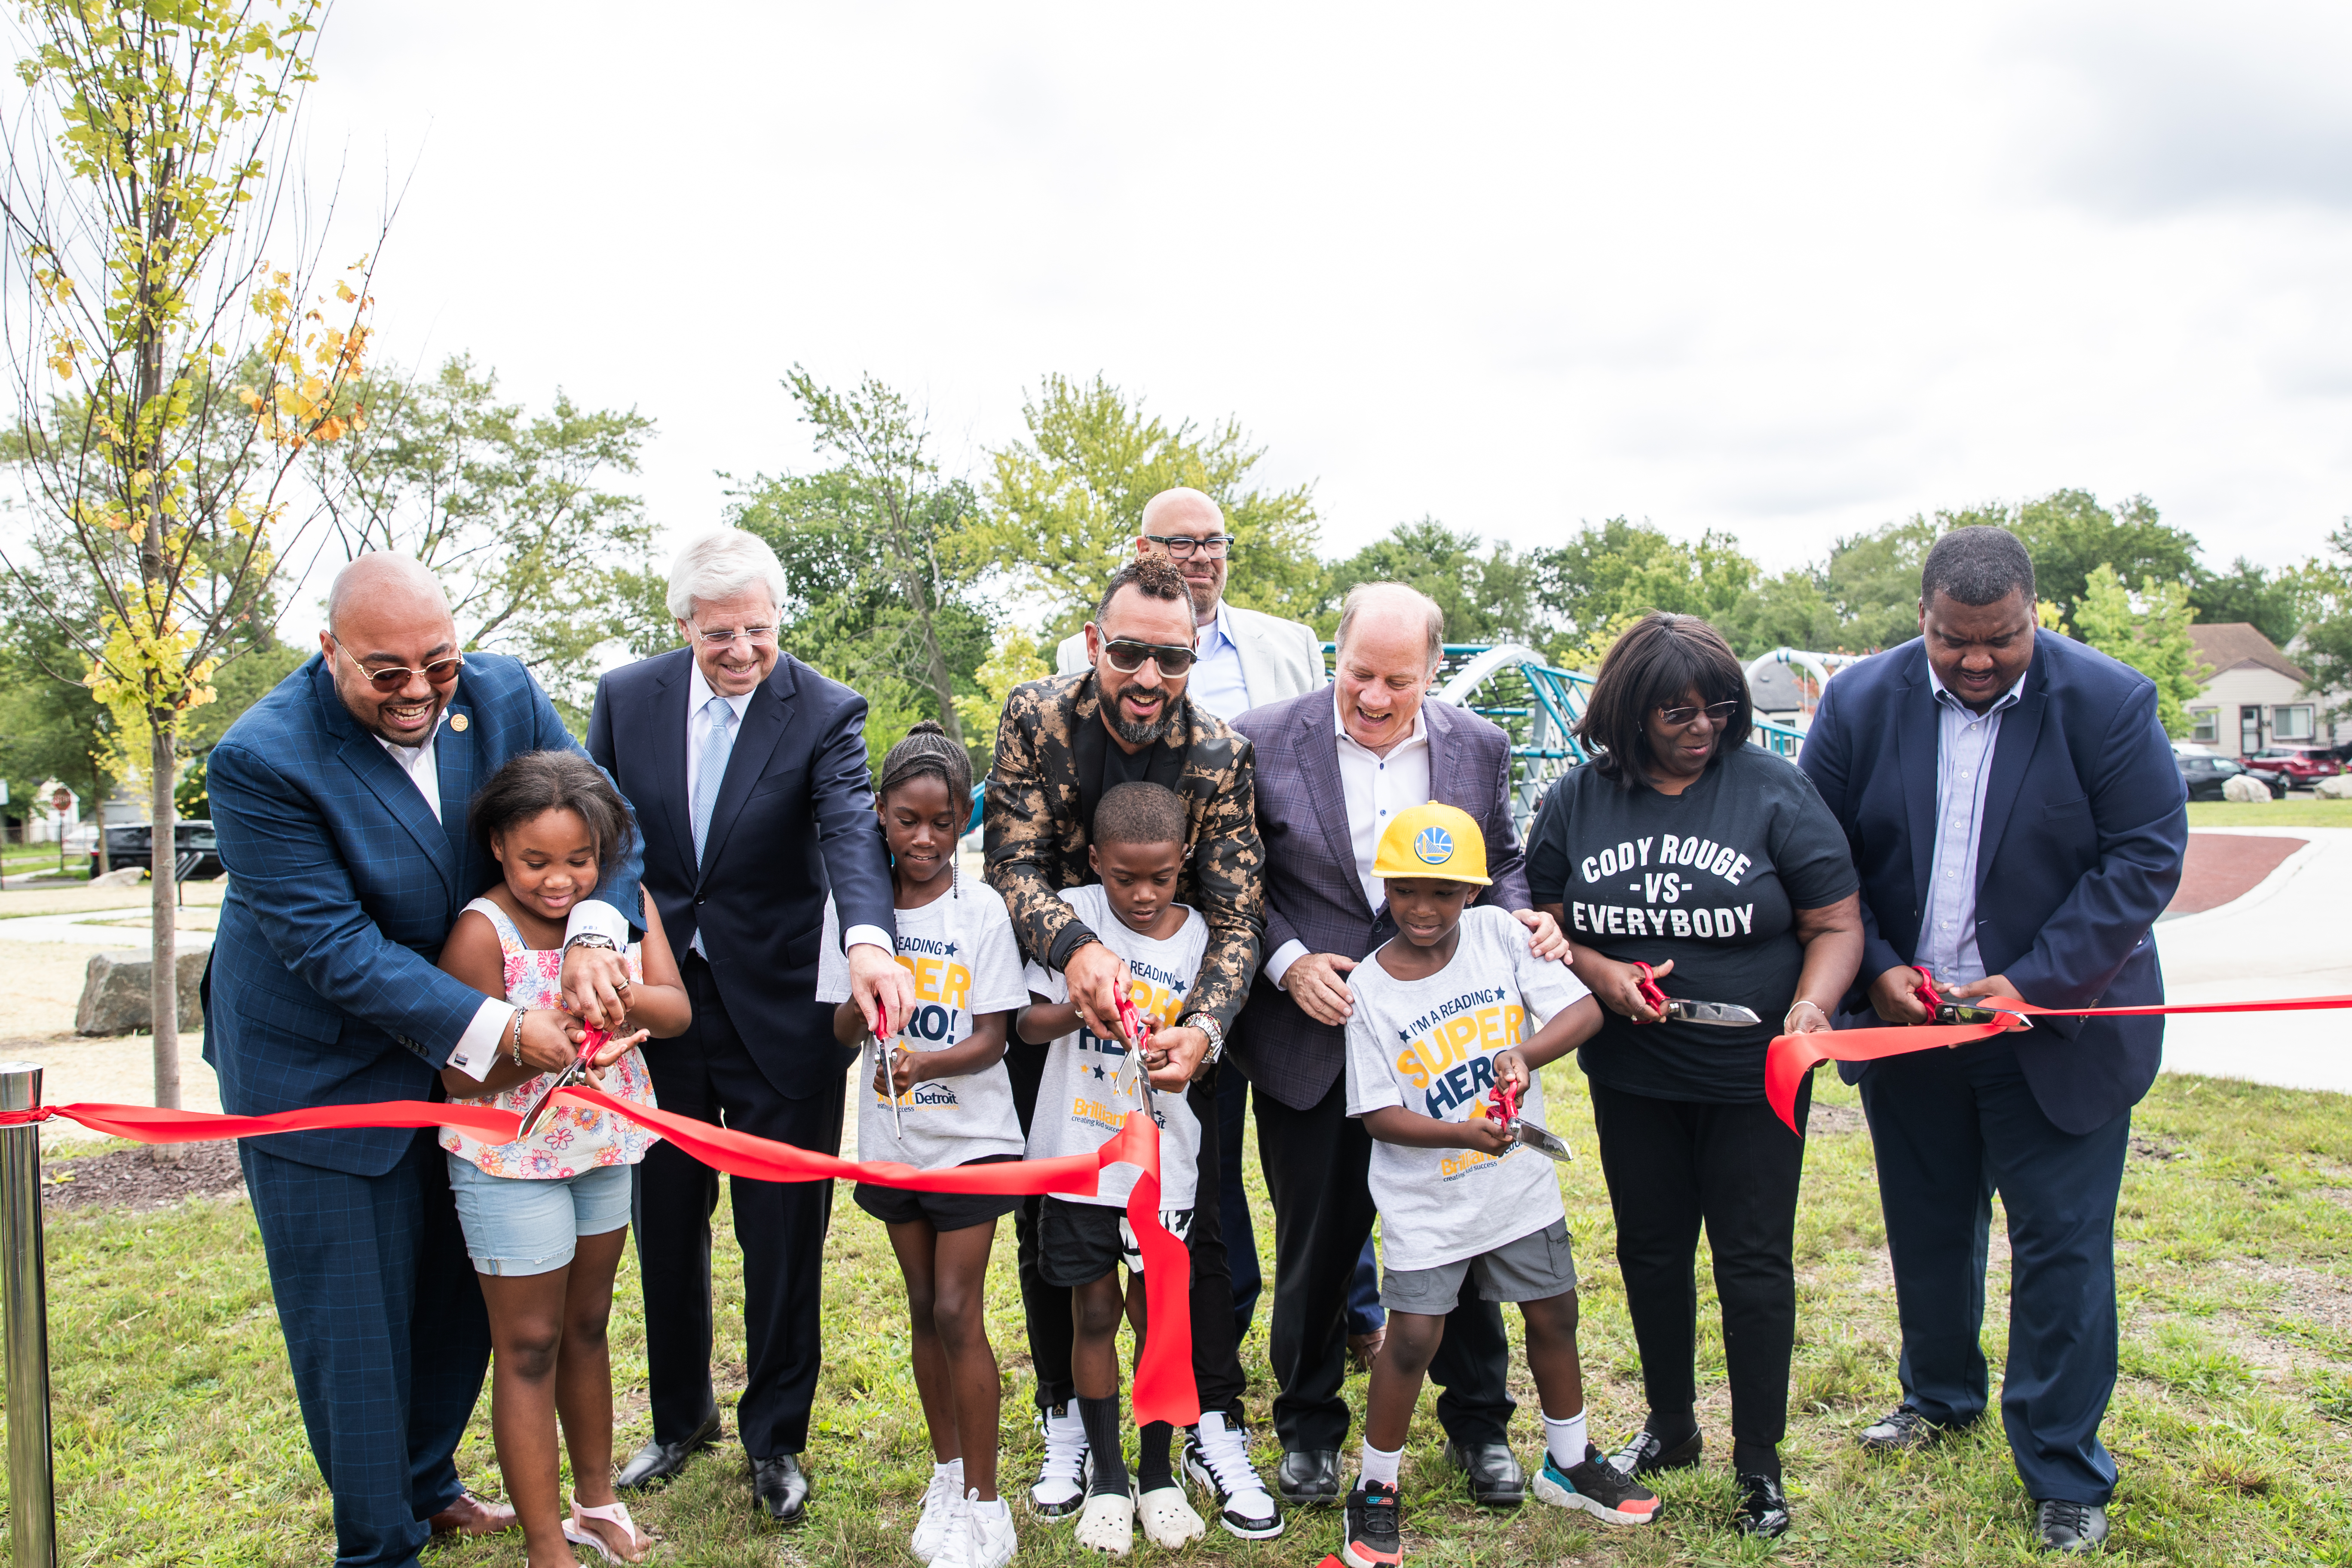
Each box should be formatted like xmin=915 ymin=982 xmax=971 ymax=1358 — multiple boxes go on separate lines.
xmin=40 ymin=1141 xmax=245 ymax=1213
xmin=2166 ymin=832 xmax=2305 ymax=917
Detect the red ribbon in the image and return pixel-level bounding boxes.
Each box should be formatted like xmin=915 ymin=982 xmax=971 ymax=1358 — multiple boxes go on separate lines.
xmin=5 ymin=1091 xmax=1202 ymax=1425
xmin=1766 ymin=992 xmax=2352 ymax=1132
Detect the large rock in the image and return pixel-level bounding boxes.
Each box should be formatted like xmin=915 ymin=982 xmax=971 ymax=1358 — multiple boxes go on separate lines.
xmin=2222 ymin=771 xmax=2272 ymax=802
xmin=90 ymin=867 xmax=145 ymax=889
xmin=2316 ymin=773 xmax=2352 ymax=800
xmin=76 ymin=949 xmax=206 ymax=1036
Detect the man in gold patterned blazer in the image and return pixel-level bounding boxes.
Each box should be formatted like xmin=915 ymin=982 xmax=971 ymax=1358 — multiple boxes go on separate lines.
xmin=983 ymin=554 xmax=1284 ymax=1539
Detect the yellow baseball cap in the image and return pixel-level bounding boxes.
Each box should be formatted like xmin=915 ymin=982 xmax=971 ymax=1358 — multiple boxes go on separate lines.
xmin=1373 ymin=801 xmax=1491 ymax=886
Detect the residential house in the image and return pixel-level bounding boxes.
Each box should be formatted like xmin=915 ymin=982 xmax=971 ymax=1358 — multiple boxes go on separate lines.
xmin=2184 ymin=623 xmax=2336 ymax=756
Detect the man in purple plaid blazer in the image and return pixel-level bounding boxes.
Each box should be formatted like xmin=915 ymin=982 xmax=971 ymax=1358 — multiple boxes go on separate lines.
xmin=1229 ymin=582 xmax=1571 ymax=1510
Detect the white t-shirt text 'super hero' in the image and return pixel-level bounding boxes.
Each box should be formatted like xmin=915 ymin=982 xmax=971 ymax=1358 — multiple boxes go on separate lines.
xmin=1344 ymin=905 xmax=1591 ymax=1271
xmin=1021 ymin=882 xmax=1205 ymax=1211
xmin=816 ymin=883 xmax=1029 ymax=1170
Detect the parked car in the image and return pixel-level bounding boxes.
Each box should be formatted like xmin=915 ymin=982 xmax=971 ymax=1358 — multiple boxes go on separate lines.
xmin=2177 ymin=753 xmax=2275 ymax=802
xmin=2241 ymin=746 xmax=2342 ymax=791
xmin=88 ymin=819 xmax=224 ymax=880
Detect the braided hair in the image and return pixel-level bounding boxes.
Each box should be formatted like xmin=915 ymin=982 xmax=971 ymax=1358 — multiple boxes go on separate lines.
xmin=876 ymin=720 xmax=975 ymax=895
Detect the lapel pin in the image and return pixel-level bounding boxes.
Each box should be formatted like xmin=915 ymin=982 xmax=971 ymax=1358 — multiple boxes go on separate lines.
xmin=449 ymin=713 xmax=469 ymax=732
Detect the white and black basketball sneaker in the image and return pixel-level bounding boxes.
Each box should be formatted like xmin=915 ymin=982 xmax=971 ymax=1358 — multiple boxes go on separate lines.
xmin=1179 ymin=1411 xmax=1285 ymax=1540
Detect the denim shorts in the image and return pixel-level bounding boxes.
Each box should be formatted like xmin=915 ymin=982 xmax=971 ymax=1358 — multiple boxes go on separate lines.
xmin=447 ymin=1155 xmax=633 ymax=1277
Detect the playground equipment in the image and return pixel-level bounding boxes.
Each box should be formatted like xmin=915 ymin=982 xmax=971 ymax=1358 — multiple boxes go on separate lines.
xmin=1741 ymin=646 xmax=1872 ymax=725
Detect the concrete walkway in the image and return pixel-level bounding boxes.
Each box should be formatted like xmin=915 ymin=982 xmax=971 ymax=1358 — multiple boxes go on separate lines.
xmin=2154 ymin=827 xmax=2352 ymax=1093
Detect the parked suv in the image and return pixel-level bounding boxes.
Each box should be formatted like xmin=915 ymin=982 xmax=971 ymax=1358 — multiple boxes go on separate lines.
xmin=2176 ymin=752 xmax=2282 ymax=802
xmin=2242 ymin=746 xmax=2342 ymax=791
xmin=88 ymin=820 xmax=224 ymax=880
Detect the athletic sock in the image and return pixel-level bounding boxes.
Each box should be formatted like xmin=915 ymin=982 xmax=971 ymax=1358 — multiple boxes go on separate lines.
xmin=1732 ymin=1439 xmax=1782 ymax=1484
xmin=1137 ymin=1421 xmax=1174 ymax=1491
xmin=1543 ymin=1409 xmax=1589 ymax=1472
xmin=1358 ymin=1442 xmax=1403 ymax=1489
xmin=1078 ymin=1396 xmax=1130 ymax=1498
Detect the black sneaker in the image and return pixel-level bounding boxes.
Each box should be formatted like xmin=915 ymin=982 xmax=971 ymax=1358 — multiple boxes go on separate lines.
xmin=2034 ymin=1499 xmax=2108 ymax=1554
xmin=1531 ymin=1444 xmax=1661 ymax=1526
xmin=1857 ymin=1403 xmax=1943 ymax=1452
xmin=1606 ymin=1427 xmax=1704 ymax=1477
xmin=1734 ymin=1472 xmax=1790 ymax=1538
xmin=1341 ymin=1480 xmax=1403 ymax=1568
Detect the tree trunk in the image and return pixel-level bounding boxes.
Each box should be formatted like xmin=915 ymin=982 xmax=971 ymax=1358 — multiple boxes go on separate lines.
xmin=150 ymin=717 xmax=181 ymax=1113
xmin=91 ymin=763 xmax=110 ymax=876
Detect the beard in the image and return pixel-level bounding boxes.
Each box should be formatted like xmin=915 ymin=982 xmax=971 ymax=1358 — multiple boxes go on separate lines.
xmin=1111 ymin=708 xmax=1175 ymax=747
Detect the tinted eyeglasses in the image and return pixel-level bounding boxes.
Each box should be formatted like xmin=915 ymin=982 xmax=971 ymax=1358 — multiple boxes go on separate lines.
xmin=1143 ymin=533 xmax=1233 ymax=559
xmin=1102 ymin=639 xmax=1197 ymax=676
xmin=337 ymin=644 xmax=465 ymax=691
xmin=1658 ymin=699 xmax=1741 ymax=727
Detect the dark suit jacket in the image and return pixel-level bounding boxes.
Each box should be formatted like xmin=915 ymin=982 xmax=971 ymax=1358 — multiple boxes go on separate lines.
xmin=587 ymin=647 xmax=893 ymax=1099
xmin=1228 ymin=691 xmax=1531 ymax=1112
xmin=204 ymin=652 xmax=643 ymax=1176
xmin=1798 ymin=631 xmax=2188 ymax=1133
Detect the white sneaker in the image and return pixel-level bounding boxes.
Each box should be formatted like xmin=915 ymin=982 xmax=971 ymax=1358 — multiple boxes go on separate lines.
xmin=1031 ymin=1403 xmax=1090 ymax=1520
xmin=911 ymin=1461 xmax=963 ymax=1561
xmin=926 ymin=1496 xmax=975 ymax=1568
xmin=1074 ymin=1484 xmax=1135 ymax=1556
xmin=1137 ymin=1483 xmax=1205 ymax=1548
xmin=967 ymin=1490 xmax=1018 ymax=1568
xmin=1181 ymin=1411 xmax=1286 ymax=1540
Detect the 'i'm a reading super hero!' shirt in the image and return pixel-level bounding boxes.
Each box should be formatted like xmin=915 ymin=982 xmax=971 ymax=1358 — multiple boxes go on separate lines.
xmin=1020 ymin=882 xmax=1205 ymax=1211
xmin=815 ymin=884 xmax=1029 ymax=1170
xmin=1343 ymin=905 xmax=1591 ymax=1272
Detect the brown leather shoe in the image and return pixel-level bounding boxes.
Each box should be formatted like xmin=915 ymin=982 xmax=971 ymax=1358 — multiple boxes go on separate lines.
xmin=1348 ymin=1327 xmax=1387 ymax=1372
xmin=428 ymin=1491 xmax=518 ymax=1537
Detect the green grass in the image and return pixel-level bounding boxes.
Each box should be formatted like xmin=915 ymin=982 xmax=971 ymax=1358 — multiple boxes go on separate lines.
xmin=14 ymin=1069 xmax=2352 ymax=1564
xmin=2186 ymin=799 xmax=2352 ymax=828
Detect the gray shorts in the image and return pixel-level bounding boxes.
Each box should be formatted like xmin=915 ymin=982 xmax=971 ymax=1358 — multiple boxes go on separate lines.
xmin=1381 ymin=1219 xmax=1577 ymax=1314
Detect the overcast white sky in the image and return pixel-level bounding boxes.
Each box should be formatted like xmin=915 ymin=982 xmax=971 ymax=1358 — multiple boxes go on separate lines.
xmin=298 ymin=0 xmax=2352 ymax=585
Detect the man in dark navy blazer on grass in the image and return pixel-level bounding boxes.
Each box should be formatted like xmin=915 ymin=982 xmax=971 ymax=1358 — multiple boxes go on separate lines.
xmin=1798 ymin=527 xmax=2187 ymax=1556
xmin=206 ymin=554 xmax=643 ymax=1568
xmin=587 ymin=528 xmax=913 ymax=1526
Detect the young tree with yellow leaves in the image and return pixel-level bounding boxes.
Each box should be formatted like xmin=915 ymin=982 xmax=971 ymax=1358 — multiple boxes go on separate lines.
xmin=0 ymin=0 xmax=378 ymax=1110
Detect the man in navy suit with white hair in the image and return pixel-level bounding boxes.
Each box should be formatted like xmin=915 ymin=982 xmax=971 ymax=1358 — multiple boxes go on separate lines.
xmin=206 ymin=552 xmax=642 ymax=1568
xmin=1798 ymin=526 xmax=2187 ymax=1555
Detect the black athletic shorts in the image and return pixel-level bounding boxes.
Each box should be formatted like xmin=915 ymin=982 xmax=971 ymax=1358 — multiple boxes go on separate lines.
xmin=853 ymin=1154 xmax=1023 ymax=1233
xmin=1037 ymin=1194 xmax=1196 ymax=1288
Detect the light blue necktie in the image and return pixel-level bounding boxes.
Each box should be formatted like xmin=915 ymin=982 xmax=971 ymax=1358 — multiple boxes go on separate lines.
xmin=690 ymin=695 xmax=736 ymax=866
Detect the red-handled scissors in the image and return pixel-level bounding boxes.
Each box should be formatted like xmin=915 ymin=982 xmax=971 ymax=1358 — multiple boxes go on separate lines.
xmin=1485 ymin=1069 xmax=1573 ymax=1161
xmin=1112 ymin=986 xmax=1158 ymax=1110
xmin=1912 ymin=965 xmax=2033 ymax=1029
xmin=517 ymin=1021 xmax=610 ymax=1139
xmin=1629 ymin=961 xmax=1763 ymax=1027
xmin=873 ymin=1004 xmax=910 ymax=1140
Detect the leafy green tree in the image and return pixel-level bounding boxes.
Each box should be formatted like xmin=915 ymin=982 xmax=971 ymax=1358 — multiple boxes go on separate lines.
xmin=0 ymin=597 xmax=115 ymax=861
xmin=2190 ymin=557 xmax=2301 ymax=648
xmin=314 ymin=355 xmax=654 ymax=726
xmin=2073 ymin=564 xmax=2208 ymax=737
xmin=1530 ymin=519 xmax=1757 ymax=646
xmin=1722 ymin=569 xmax=1844 ymax=658
xmin=1324 ymin=518 xmax=1538 ymax=645
xmin=2293 ymin=523 xmax=2352 ymax=729
xmin=978 ymin=374 xmax=1323 ymax=637
xmin=2004 ymin=490 xmax=2198 ymax=630
xmin=1816 ymin=516 xmax=1942 ymax=649
xmin=0 ymin=0 xmax=372 ymax=1107
xmin=730 ymin=369 xmax=995 ymax=759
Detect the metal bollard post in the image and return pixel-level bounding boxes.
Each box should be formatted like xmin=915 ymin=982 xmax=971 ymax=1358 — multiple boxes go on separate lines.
xmin=0 ymin=1062 xmax=55 ymax=1566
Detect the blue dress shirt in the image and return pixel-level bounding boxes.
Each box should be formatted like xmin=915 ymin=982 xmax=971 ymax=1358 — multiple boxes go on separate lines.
xmin=1185 ymin=610 xmax=1253 ymax=721
xmin=1918 ymin=664 xmax=2025 ymax=986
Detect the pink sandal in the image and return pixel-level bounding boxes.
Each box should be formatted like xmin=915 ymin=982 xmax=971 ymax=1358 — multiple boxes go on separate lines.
xmin=563 ymin=1495 xmax=655 ymax=1563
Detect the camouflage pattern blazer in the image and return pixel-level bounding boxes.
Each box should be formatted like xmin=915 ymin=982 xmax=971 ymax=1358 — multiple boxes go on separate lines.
xmin=982 ymin=671 xmax=1265 ymax=1033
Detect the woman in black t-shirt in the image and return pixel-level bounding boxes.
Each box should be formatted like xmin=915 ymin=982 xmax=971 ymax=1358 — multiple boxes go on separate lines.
xmin=1528 ymin=613 xmax=1861 ymax=1540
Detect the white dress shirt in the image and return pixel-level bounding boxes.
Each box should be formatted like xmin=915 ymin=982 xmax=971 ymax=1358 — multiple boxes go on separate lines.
xmin=1184 ymin=609 xmax=1253 ymax=721
xmin=1265 ymin=692 xmax=1433 ymax=989
xmin=387 ymin=717 xmax=631 ymax=1081
xmin=682 ymin=662 xmax=893 ymax=962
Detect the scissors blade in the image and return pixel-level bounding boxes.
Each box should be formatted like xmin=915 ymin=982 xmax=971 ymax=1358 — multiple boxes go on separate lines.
xmin=1936 ymin=1003 xmax=2032 ymax=1029
xmin=517 ymin=1064 xmax=580 ymax=1139
xmin=1663 ymin=999 xmax=1764 ymax=1027
xmin=1512 ymin=1115 xmax=1576 ymax=1162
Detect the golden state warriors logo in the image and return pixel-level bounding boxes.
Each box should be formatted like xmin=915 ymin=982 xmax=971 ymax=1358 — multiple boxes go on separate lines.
xmin=1414 ymin=825 xmax=1454 ymax=866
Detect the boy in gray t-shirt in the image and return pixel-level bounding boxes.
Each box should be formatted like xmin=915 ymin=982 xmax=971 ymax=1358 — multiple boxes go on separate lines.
xmin=1336 ymin=804 xmax=1658 ymax=1568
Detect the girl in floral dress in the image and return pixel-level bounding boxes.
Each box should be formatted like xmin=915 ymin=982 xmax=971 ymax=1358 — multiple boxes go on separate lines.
xmin=438 ymin=751 xmax=689 ymax=1565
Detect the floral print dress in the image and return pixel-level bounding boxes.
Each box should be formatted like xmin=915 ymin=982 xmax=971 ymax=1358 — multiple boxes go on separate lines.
xmin=440 ymin=897 xmax=660 ymax=1179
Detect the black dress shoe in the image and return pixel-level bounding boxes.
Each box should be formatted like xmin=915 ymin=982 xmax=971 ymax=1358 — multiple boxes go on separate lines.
xmin=1734 ymin=1472 xmax=1791 ymax=1538
xmin=752 ymin=1453 xmax=811 ymax=1526
xmin=615 ymin=1406 xmax=722 ymax=1491
xmin=2034 ymin=1499 xmax=2108 ymax=1553
xmin=1443 ymin=1440 xmax=1525 ymax=1507
xmin=1607 ymin=1427 xmax=1704 ymax=1477
xmin=1275 ymin=1449 xmax=1342 ymax=1505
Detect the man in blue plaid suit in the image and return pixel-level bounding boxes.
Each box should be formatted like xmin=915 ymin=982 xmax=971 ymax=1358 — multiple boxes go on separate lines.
xmin=1229 ymin=582 xmax=1569 ymax=1509
xmin=204 ymin=554 xmax=642 ymax=1568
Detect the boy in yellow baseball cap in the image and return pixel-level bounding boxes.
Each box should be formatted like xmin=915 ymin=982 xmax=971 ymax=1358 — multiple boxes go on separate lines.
xmin=1335 ymin=803 xmax=1654 ymax=1568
